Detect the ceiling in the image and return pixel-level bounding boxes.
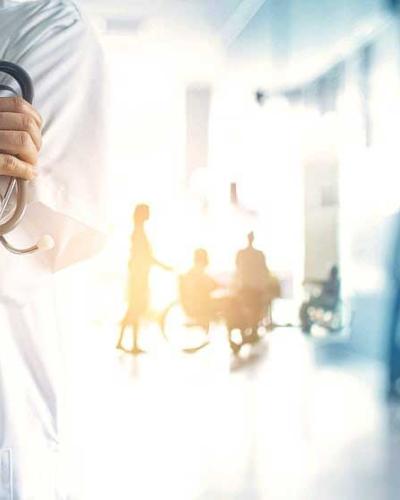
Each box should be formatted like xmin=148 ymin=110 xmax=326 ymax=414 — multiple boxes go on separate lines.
xmin=79 ymin=0 xmax=269 ymax=43
xmin=78 ymin=0 xmax=392 ymax=88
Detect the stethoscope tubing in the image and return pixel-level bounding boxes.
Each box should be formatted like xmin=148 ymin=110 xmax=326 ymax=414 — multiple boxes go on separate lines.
xmin=0 ymin=61 xmax=33 ymax=237
xmin=0 ymin=61 xmax=39 ymax=253
xmin=0 ymin=61 xmax=33 ymax=102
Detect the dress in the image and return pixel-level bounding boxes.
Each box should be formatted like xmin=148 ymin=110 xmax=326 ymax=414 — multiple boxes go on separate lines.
xmin=126 ymin=228 xmax=153 ymax=322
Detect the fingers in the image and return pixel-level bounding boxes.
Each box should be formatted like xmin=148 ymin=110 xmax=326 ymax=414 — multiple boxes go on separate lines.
xmin=0 ymin=97 xmax=43 ymax=179
xmin=0 ymin=112 xmax=42 ymax=150
xmin=0 ymin=130 xmax=38 ymax=165
xmin=0 ymin=97 xmax=42 ymax=129
xmin=0 ymin=154 xmax=36 ymax=180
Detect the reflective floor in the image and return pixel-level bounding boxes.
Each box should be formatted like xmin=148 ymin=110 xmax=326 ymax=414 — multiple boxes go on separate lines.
xmin=63 ymin=320 xmax=400 ymax=500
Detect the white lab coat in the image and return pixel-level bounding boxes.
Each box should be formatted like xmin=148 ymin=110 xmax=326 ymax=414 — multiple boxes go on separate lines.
xmin=0 ymin=1 xmax=107 ymax=498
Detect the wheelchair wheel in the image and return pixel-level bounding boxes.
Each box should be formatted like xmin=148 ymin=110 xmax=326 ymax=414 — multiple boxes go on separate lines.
xmin=301 ymin=300 xmax=348 ymax=335
xmin=160 ymin=302 xmax=210 ymax=353
xmin=325 ymin=301 xmax=347 ymax=333
xmin=228 ymin=323 xmax=270 ymax=354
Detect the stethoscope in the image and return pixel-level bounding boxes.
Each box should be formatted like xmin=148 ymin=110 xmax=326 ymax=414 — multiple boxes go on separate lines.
xmin=0 ymin=61 xmax=54 ymax=254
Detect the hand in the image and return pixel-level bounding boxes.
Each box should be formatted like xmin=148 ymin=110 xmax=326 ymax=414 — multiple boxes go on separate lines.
xmin=0 ymin=97 xmax=43 ymax=180
xmin=160 ymin=263 xmax=174 ymax=272
xmin=153 ymin=258 xmax=174 ymax=272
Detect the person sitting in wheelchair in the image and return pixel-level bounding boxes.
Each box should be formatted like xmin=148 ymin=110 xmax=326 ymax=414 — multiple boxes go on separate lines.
xmin=180 ymin=248 xmax=222 ymax=326
xmin=300 ymin=265 xmax=341 ymax=333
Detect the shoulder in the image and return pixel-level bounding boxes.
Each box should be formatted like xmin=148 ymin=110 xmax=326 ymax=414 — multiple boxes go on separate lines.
xmin=1 ymin=0 xmax=88 ymax=57
xmin=251 ymin=248 xmax=264 ymax=259
xmin=2 ymin=0 xmax=82 ymax=27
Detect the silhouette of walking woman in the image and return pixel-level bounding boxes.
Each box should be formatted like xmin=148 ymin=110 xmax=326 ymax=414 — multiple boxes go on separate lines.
xmin=117 ymin=204 xmax=171 ymax=354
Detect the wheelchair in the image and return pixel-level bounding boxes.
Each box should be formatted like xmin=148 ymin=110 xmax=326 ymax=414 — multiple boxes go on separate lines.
xmin=160 ymin=276 xmax=280 ymax=354
xmin=299 ymin=282 xmax=343 ymax=334
xmin=161 ymin=295 xmax=272 ymax=354
xmin=160 ymin=274 xmax=217 ymax=352
xmin=160 ymin=300 xmax=214 ymax=353
xmin=225 ymin=289 xmax=275 ymax=354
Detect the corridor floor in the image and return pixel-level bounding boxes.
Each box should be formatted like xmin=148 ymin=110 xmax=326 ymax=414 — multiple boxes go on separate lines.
xmin=64 ymin=323 xmax=400 ymax=500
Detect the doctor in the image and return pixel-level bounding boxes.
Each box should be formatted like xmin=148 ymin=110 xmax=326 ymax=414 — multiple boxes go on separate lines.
xmin=0 ymin=1 xmax=107 ymax=499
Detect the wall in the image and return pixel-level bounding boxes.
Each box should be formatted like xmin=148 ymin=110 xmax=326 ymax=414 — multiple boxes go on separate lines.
xmin=229 ymin=0 xmax=390 ymax=87
xmin=340 ymin=20 xmax=400 ymax=359
xmin=303 ymin=139 xmax=339 ymax=280
xmin=229 ymin=0 xmax=400 ymax=360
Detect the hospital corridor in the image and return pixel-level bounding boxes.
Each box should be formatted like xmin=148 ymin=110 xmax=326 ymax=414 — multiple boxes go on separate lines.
xmin=1 ymin=0 xmax=400 ymax=499
xmin=59 ymin=309 xmax=400 ymax=500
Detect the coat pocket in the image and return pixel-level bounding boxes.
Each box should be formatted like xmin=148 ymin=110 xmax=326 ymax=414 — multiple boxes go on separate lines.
xmin=0 ymin=449 xmax=12 ymax=500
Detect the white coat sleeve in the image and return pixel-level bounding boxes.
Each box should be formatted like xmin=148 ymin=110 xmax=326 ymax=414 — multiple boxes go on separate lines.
xmin=13 ymin=6 xmax=109 ymax=272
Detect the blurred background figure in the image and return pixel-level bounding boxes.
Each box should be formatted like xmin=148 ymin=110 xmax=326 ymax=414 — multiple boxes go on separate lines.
xmin=180 ymin=248 xmax=219 ymax=327
xmin=235 ymin=232 xmax=270 ymax=295
xmin=233 ymin=232 xmax=279 ymax=331
xmin=300 ymin=265 xmax=341 ymax=333
xmin=117 ymin=204 xmax=171 ymax=354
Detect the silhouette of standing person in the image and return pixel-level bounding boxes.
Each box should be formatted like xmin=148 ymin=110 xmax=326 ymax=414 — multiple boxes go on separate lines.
xmin=231 ymin=232 xmax=280 ymax=329
xmin=235 ymin=232 xmax=272 ymax=324
xmin=117 ymin=204 xmax=171 ymax=354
